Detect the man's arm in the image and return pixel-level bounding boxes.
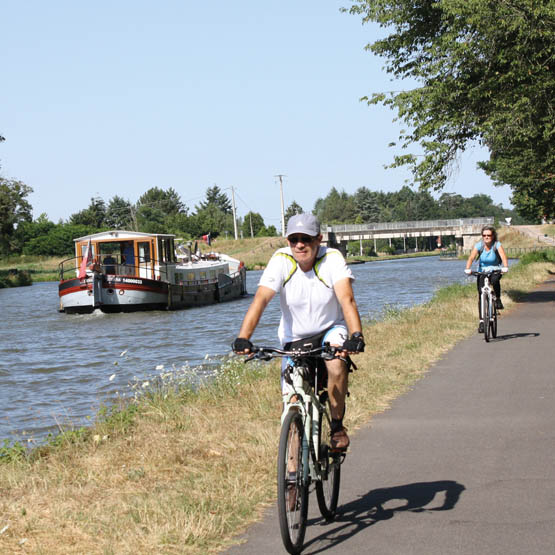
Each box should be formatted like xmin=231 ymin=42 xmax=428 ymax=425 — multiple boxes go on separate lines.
xmin=235 ymin=285 xmax=276 ymax=352
xmin=333 ymin=277 xmax=362 ymax=336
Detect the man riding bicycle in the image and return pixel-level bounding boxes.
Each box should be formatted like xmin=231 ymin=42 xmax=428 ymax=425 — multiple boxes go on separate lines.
xmin=232 ymin=213 xmax=364 ymax=451
xmin=464 ymin=224 xmax=509 ymax=333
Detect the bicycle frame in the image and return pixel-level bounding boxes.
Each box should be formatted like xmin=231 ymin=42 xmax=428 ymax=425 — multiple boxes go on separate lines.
xmin=245 ymin=344 xmax=344 ymax=552
xmin=246 ymin=345 xmax=337 ymax=486
xmin=472 ymin=270 xmax=500 ymax=320
xmin=281 ymin=362 xmax=327 ymax=486
xmin=480 ymin=275 xmax=494 ymax=321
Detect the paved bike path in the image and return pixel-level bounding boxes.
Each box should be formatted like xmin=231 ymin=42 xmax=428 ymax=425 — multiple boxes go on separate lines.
xmin=226 ymin=278 xmax=555 ymax=554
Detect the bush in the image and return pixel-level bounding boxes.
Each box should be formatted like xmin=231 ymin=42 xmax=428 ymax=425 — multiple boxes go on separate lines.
xmin=23 ymin=224 xmax=95 ymax=256
xmin=518 ymin=249 xmax=555 ymax=265
xmin=347 ymin=240 xmax=376 ymax=257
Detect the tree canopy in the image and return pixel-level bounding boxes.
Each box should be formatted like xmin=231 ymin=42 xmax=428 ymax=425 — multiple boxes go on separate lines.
xmin=0 ymin=178 xmax=33 ymax=255
xmin=195 ymin=185 xmax=232 ymax=215
xmin=314 ymin=185 xmax=517 ymax=224
xmin=347 ymin=0 xmax=555 ymax=221
xmin=69 ymin=196 xmax=107 ymax=228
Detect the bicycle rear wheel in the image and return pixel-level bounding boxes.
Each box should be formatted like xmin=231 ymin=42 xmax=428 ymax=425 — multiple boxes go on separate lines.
xmin=491 ymin=302 xmax=498 ymax=338
xmin=277 ymin=409 xmax=308 ymax=554
xmin=315 ymin=397 xmax=341 ymax=521
xmin=484 ymin=295 xmax=491 ymax=342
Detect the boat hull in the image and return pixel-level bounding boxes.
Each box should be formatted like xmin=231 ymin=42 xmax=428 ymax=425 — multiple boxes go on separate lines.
xmin=59 ymin=269 xmax=247 ymax=314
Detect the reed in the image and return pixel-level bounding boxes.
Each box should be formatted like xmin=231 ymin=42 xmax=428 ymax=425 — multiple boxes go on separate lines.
xmin=0 ymin=257 xmax=553 ymax=554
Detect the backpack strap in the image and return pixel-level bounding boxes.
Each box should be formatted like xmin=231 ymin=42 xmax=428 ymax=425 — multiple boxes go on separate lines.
xmin=276 ymin=252 xmax=298 ymax=287
xmin=477 ymin=241 xmax=502 ymax=265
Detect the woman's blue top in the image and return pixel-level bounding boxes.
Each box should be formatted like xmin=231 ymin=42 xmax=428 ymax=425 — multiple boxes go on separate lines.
xmin=475 ymin=240 xmax=502 ymax=271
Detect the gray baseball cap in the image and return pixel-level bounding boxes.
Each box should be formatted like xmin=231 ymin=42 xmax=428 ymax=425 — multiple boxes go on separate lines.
xmin=285 ymin=213 xmax=320 ymax=237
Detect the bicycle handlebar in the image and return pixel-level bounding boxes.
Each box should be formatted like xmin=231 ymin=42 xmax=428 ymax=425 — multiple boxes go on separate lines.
xmin=244 ymin=344 xmax=341 ymax=363
xmin=470 ymin=270 xmax=502 ymax=277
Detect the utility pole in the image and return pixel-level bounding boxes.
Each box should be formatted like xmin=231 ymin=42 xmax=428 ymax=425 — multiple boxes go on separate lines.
xmin=275 ymin=174 xmax=286 ymax=237
xmin=129 ymin=205 xmax=138 ymax=232
xmin=231 ymin=186 xmax=239 ymax=240
xmin=249 ymin=213 xmax=254 ymax=238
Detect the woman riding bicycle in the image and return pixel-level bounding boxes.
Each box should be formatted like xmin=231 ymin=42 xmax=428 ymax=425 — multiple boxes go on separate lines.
xmin=464 ymin=224 xmax=509 ymax=333
xmin=232 ymin=213 xmax=364 ymax=451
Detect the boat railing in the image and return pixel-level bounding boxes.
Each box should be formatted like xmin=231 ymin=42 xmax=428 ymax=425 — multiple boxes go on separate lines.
xmin=59 ymin=255 xmax=174 ymax=282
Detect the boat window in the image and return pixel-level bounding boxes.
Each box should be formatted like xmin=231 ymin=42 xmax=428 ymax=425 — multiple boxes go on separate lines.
xmin=199 ymin=271 xmax=206 ymax=279
xmin=158 ymin=237 xmax=174 ymax=263
xmin=99 ymin=242 xmax=121 ymax=264
xmin=209 ymin=270 xmax=216 ymax=278
xmin=80 ymin=243 xmax=95 ymax=258
xmin=138 ymin=242 xmax=151 ymax=263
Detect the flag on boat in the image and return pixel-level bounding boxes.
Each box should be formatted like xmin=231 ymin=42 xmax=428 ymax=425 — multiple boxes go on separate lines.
xmin=78 ymin=239 xmax=93 ymax=280
xmin=201 ymin=233 xmax=211 ymax=246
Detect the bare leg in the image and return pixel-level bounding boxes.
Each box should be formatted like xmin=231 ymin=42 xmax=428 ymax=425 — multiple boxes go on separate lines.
xmin=325 ymin=357 xmax=348 ymax=420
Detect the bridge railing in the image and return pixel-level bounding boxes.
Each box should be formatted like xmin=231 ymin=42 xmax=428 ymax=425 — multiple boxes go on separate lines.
xmin=322 ymin=217 xmax=494 ymax=233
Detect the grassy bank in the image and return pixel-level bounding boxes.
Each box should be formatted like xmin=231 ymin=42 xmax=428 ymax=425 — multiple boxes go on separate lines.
xmin=1 ymin=251 xmax=553 ymax=553
xmin=0 ymin=255 xmax=62 ymax=284
xmin=0 ymin=269 xmax=32 ymax=288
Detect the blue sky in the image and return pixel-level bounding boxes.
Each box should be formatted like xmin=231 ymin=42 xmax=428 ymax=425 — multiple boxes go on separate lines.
xmin=1 ymin=0 xmax=513 ymax=230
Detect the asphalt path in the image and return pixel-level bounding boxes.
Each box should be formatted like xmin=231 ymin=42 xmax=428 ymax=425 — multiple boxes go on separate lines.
xmin=226 ymin=277 xmax=555 ymax=555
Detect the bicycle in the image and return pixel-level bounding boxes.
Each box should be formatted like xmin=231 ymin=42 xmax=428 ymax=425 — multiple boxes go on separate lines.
xmin=245 ymin=344 xmax=346 ymax=554
xmin=471 ymin=270 xmax=501 ymax=342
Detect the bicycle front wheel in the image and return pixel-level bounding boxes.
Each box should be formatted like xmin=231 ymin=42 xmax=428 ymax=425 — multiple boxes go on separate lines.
xmin=491 ymin=302 xmax=498 ymax=338
xmin=484 ymin=295 xmax=491 ymax=342
xmin=277 ymin=409 xmax=308 ymax=554
xmin=315 ymin=397 xmax=341 ymax=521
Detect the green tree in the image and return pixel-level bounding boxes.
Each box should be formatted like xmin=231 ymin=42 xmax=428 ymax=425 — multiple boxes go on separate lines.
xmin=241 ymin=212 xmax=265 ymax=237
xmin=313 ymin=188 xmax=357 ymax=223
xmin=187 ymin=206 xmax=234 ymax=239
xmin=70 ymin=196 xmax=107 ymax=228
xmin=0 ymin=177 xmax=33 ymax=255
xmin=347 ymin=0 xmax=555 ymax=221
xmin=136 ymin=187 xmax=186 ymax=233
xmin=195 ymin=185 xmax=232 ymax=214
xmin=105 ymin=196 xmax=134 ymax=229
xmin=23 ymin=223 xmax=93 ymax=256
xmin=13 ymin=213 xmax=56 ymax=254
xmin=260 ymin=225 xmax=278 ymax=237
xmin=284 ymin=201 xmax=304 ymax=227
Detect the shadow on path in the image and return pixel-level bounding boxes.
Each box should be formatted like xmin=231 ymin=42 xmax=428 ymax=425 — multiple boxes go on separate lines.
xmin=491 ymin=332 xmax=540 ymax=342
xmin=507 ymin=281 xmax=555 ymax=304
xmin=303 ymin=480 xmax=465 ymax=554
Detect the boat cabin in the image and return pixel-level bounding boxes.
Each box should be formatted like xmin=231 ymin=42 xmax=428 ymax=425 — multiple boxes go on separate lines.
xmin=62 ymin=230 xmax=232 ymax=285
xmin=69 ymin=231 xmax=177 ymax=281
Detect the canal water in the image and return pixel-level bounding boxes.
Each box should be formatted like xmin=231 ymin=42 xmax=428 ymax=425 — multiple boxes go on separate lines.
xmin=0 ymin=256 xmax=477 ymax=443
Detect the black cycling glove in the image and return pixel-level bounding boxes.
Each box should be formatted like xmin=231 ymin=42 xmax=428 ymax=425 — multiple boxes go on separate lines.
xmin=342 ymin=332 xmax=365 ymax=353
xmin=232 ymin=337 xmax=253 ymax=353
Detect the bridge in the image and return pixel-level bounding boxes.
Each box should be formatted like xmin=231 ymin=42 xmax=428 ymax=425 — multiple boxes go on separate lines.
xmin=321 ymin=217 xmax=494 ymax=254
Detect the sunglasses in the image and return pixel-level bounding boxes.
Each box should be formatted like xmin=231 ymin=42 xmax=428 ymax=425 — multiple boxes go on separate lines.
xmin=288 ymin=234 xmax=315 ymax=245
xmin=482 ymin=234 xmax=493 ymax=237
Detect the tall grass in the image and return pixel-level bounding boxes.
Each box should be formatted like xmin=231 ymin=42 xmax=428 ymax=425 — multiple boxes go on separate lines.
xmin=0 ymin=257 xmax=553 ymax=553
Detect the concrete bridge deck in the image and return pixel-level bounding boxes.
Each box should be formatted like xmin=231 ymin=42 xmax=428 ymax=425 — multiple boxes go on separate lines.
xmin=321 ymin=217 xmax=494 ymax=253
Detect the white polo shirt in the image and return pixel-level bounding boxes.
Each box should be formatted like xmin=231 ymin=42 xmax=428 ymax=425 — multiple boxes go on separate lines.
xmin=258 ymin=246 xmax=354 ymax=344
